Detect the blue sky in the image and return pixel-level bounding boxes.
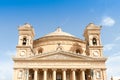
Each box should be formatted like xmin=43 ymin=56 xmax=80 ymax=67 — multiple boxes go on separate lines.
xmin=0 ymin=0 xmax=120 ymax=80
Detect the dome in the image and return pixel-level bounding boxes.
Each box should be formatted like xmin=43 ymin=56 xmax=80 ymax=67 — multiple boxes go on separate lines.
xmin=44 ymin=27 xmax=75 ymax=37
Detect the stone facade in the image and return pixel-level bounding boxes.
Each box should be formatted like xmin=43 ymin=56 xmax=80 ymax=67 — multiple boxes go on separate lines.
xmin=13 ymin=23 xmax=107 ymax=80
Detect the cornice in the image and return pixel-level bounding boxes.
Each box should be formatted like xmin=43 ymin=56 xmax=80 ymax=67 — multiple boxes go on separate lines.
xmin=13 ymin=50 xmax=107 ymax=62
xmin=33 ymin=36 xmax=86 ymax=45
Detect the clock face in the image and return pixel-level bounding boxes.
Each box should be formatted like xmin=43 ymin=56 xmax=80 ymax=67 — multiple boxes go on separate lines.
xmin=20 ymin=51 xmax=25 ymax=56
xmin=93 ymin=51 xmax=99 ymax=56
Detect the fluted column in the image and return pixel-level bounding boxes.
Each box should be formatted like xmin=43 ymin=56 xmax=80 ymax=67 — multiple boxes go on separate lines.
xmin=62 ymin=69 xmax=66 ymax=80
xmin=43 ymin=69 xmax=47 ymax=80
xmin=80 ymin=69 xmax=85 ymax=80
xmin=72 ymin=69 xmax=76 ymax=80
xmin=34 ymin=69 xmax=38 ymax=80
xmin=52 ymin=69 xmax=56 ymax=80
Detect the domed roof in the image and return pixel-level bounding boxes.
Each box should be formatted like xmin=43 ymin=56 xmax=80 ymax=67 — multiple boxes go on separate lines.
xmin=44 ymin=27 xmax=75 ymax=37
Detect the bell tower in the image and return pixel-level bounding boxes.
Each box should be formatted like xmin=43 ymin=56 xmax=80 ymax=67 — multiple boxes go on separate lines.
xmin=16 ymin=23 xmax=35 ymax=57
xmin=84 ymin=23 xmax=103 ymax=57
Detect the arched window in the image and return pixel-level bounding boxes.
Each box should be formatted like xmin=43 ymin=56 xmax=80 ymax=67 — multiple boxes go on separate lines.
xmin=92 ymin=38 xmax=97 ymax=45
xmin=38 ymin=49 xmax=42 ymax=53
xmin=22 ymin=37 xmax=27 ymax=45
xmin=76 ymin=49 xmax=81 ymax=54
xmin=38 ymin=48 xmax=43 ymax=54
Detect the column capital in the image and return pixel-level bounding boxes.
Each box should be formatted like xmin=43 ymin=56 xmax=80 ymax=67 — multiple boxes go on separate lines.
xmin=52 ymin=69 xmax=57 ymax=71
xmin=43 ymin=68 xmax=48 ymax=71
xmin=62 ymin=68 xmax=67 ymax=71
xmin=33 ymin=68 xmax=38 ymax=71
xmin=71 ymin=69 xmax=76 ymax=71
xmin=80 ymin=69 xmax=86 ymax=71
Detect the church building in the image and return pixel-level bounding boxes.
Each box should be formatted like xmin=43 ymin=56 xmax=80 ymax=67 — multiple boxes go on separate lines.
xmin=13 ymin=23 xmax=107 ymax=80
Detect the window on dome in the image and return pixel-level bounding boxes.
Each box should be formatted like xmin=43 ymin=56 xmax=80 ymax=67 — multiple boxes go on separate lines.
xmin=38 ymin=49 xmax=42 ymax=53
xmin=38 ymin=48 xmax=43 ymax=54
xmin=76 ymin=49 xmax=81 ymax=54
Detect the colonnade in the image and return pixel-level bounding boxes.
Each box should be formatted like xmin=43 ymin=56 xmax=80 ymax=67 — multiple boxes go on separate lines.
xmin=26 ymin=69 xmax=85 ymax=80
xmin=14 ymin=68 xmax=106 ymax=80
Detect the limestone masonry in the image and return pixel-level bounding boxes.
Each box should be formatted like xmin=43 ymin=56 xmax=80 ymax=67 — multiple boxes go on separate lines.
xmin=13 ymin=23 xmax=107 ymax=80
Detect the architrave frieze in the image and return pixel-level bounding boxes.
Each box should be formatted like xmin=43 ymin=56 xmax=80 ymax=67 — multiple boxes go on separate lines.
xmin=13 ymin=61 xmax=106 ymax=69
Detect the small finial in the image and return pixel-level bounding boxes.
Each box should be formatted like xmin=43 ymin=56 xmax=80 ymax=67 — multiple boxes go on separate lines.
xmin=24 ymin=23 xmax=31 ymax=27
xmin=56 ymin=27 xmax=62 ymax=32
xmin=100 ymin=25 xmax=102 ymax=28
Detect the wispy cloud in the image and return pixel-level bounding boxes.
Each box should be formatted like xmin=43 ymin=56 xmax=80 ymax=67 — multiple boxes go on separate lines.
xmin=0 ymin=50 xmax=15 ymax=80
xmin=0 ymin=61 xmax=13 ymax=80
xmin=101 ymin=17 xmax=115 ymax=27
xmin=115 ymin=36 xmax=120 ymax=41
xmin=107 ymin=52 xmax=120 ymax=79
xmin=104 ymin=44 xmax=115 ymax=51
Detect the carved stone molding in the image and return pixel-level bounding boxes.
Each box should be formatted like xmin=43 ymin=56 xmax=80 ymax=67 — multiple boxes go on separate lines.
xmin=71 ymin=69 xmax=76 ymax=71
xmin=42 ymin=68 xmax=48 ymax=71
xmin=80 ymin=69 xmax=86 ymax=71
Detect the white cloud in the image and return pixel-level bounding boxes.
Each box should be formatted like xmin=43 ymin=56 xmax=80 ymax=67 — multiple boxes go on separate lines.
xmin=104 ymin=44 xmax=115 ymax=51
xmin=115 ymin=36 xmax=120 ymax=41
xmin=101 ymin=17 xmax=115 ymax=27
xmin=0 ymin=50 xmax=15 ymax=80
xmin=0 ymin=61 xmax=13 ymax=80
xmin=106 ymin=53 xmax=120 ymax=79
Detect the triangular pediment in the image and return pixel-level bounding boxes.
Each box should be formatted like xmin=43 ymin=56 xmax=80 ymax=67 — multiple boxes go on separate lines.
xmin=27 ymin=51 xmax=94 ymax=61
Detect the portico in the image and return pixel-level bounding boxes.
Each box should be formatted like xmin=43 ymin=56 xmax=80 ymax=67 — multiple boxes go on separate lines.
xmin=16 ymin=68 xmax=87 ymax=80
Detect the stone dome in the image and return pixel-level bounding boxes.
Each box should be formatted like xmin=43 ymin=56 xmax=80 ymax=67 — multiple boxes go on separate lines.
xmin=44 ymin=27 xmax=75 ymax=37
xmin=33 ymin=27 xmax=86 ymax=52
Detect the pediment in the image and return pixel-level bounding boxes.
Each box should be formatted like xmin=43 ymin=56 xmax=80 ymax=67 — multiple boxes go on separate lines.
xmin=28 ymin=51 xmax=94 ymax=61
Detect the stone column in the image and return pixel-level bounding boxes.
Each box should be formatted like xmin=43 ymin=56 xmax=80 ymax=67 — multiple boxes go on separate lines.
xmin=43 ymin=69 xmax=47 ymax=80
xmin=34 ymin=69 xmax=38 ymax=80
xmin=80 ymin=69 xmax=85 ymax=80
xmin=72 ymin=69 xmax=76 ymax=80
xmin=62 ymin=69 xmax=66 ymax=80
xmin=102 ymin=69 xmax=107 ymax=80
xmin=13 ymin=68 xmax=17 ymax=80
xmin=52 ymin=69 xmax=56 ymax=80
